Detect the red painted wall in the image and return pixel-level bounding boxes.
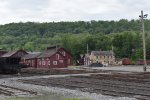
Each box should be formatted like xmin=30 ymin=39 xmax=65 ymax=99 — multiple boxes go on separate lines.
xmin=58 ymin=48 xmax=73 ymax=66
xmin=37 ymin=52 xmax=66 ymax=68
xmin=12 ymin=50 xmax=28 ymax=58
xmin=22 ymin=47 xmax=73 ymax=69
xmin=21 ymin=58 xmax=37 ymax=68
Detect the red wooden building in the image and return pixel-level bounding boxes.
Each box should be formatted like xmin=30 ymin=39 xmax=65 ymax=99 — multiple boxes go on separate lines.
xmin=37 ymin=46 xmax=73 ymax=68
xmin=21 ymin=46 xmax=73 ymax=68
xmin=1 ymin=49 xmax=28 ymax=64
xmin=21 ymin=52 xmax=41 ymax=68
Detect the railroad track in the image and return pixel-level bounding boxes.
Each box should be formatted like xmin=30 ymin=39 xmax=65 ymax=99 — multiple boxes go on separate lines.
xmin=20 ymin=72 xmax=150 ymax=100
xmin=0 ymin=84 xmax=37 ymax=96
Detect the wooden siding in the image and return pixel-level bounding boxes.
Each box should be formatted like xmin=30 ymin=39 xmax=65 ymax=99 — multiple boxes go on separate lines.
xmin=22 ymin=47 xmax=73 ymax=68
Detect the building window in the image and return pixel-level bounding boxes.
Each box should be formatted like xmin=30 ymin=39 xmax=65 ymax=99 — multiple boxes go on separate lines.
xmin=96 ymin=56 xmax=98 ymax=59
xmin=56 ymin=54 xmax=59 ymax=59
xmin=62 ymin=51 xmax=66 ymax=56
xmin=42 ymin=61 xmax=46 ymax=65
xmin=68 ymin=59 xmax=70 ymax=64
xmin=47 ymin=58 xmax=49 ymax=60
xmin=39 ymin=60 xmax=41 ymax=65
xmin=53 ymin=61 xmax=58 ymax=65
xmin=28 ymin=60 xmax=30 ymax=63
xmin=59 ymin=60 xmax=63 ymax=63
xmin=32 ymin=60 xmax=34 ymax=66
xmin=48 ymin=61 xmax=50 ymax=65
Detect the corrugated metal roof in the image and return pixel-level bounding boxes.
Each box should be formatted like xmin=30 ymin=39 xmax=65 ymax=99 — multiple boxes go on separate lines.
xmin=1 ymin=49 xmax=27 ymax=57
xmin=27 ymin=52 xmax=41 ymax=54
xmin=22 ymin=53 xmax=41 ymax=59
xmin=1 ymin=50 xmax=18 ymax=57
xmin=37 ymin=48 xmax=57 ymax=58
xmin=91 ymin=51 xmax=113 ymax=55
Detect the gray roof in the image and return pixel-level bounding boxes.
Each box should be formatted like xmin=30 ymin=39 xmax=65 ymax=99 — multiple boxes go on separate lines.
xmin=1 ymin=50 xmax=19 ymax=57
xmin=1 ymin=49 xmax=27 ymax=58
xmin=27 ymin=52 xmax=41 ymax=54
xmin=37 ymin=48 xmax=57 ymax=58
xmin=22 ymin=53 xmax=41 ymax=59
xmin=91 ymin=51 xmax=113 ymax=56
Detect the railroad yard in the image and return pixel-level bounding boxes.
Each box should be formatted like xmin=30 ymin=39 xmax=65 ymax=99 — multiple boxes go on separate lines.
xmin=0 ymin=66 xmax=150 ymax=100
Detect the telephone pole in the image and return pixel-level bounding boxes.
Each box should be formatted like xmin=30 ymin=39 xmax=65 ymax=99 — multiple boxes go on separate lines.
xmin=139 ymin=10 xmax=148 ymax=71
xmin=87 ymin=44 xmax=89 ymax=55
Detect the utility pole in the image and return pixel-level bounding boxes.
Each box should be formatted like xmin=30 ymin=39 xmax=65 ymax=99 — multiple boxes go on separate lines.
xmin=86 ymin=44 xmax=89 ymax=66
xmin=139 ymin=10 xmax=148 ymax=71
xmin=87 ymin=44 xmax=89 ymax=55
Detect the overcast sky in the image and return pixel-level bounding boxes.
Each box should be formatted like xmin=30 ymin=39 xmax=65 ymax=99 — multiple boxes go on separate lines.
xmin=0 ymin=0 xmax=149 ymax=24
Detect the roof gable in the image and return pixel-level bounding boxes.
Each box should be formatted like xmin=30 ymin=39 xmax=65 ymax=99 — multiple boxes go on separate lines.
xmin=58 ymin=47 xmax=73 ymax=57
xmin=1 ymin=49 xmax=28 ymax=58
xmin=37 ymin=46 xmax=73 ymax=58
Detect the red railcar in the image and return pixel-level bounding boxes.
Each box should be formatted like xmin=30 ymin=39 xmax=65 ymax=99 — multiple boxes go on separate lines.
xmin=122 ymin=58 xmax=132 ymax=65
xmin=136 ymin=60 xmax=150 ymax=65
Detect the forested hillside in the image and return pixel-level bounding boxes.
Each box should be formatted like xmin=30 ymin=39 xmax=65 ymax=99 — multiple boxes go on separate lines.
xmin=1 ymin=19 xmax=150 ymax=61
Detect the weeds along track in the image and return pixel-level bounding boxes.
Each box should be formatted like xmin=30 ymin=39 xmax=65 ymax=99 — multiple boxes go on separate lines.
xmin=0 ymin=84 xmax=37 ymax=96
xmin=20 ymin=72 xmax=150 ymax=100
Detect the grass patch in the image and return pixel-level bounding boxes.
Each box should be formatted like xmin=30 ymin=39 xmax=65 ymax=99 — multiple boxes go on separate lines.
xmin=7 ymin=93 xmax=90 ymax=100
xmin=8 ymin=97 xmax=90 ymax=100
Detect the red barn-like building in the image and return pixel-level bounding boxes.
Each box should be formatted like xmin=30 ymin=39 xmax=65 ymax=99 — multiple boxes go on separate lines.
xmin=22 ymin=46 xmax=73 ymax=68
xmin=37 ymin=47 xmax=73 ymax=68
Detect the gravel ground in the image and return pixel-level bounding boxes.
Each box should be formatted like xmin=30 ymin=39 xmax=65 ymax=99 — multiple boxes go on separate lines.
xmin=86 ymin=65 xmax=150 ymax=72
xmin=0 ymin=74 xmax=136 ymax=100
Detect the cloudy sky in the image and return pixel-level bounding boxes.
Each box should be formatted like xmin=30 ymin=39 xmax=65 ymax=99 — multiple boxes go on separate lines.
xmin=0 ymin=0 xmax=149 ymax=24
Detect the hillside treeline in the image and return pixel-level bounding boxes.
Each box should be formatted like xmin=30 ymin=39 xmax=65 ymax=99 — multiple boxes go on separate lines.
xmin=1 ymin=19 xmax=150 ymax=61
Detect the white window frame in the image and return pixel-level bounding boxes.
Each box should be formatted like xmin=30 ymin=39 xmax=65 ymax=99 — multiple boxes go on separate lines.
xmin=32 ymin=60 xmax=34 ymax=65
xmin=48 ymin=61 xmax=50 ymax=65
xmin=42 ymin=60 xmax=46 ymax=65
xmin=56 ymin=54 xmax=59 ymax=59
xmin=68 ymin=59 xmax=70 ymax=64
xmin=62 ymin=51 xmax=66 ymax=56
xmin=47 ymin=58 xmax=49 ymax=60
xmin=53 ymin=61 xmax=58 ymax=65
xmin=39 ymin=60 xmax=41 ymax=65
xmin=59 ymin=60 xmax=63 ymax=63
